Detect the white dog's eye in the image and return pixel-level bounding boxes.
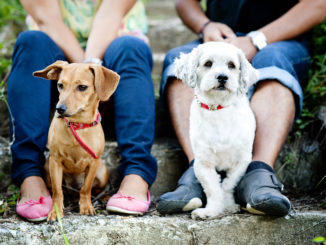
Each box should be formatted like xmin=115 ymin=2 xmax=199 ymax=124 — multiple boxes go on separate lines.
xmin=228 ymin=61 xmax=236 ymax=69
xmin=204 ymin=60 xmax=213 ymax=68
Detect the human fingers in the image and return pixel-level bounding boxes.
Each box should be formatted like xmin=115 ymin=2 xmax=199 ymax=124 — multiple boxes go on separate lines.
xmin=218 ymin=24 xmax=236 ymax=39
xmin=202 ymin=22 xmax=235 ymax=42
xmin=225 ymin=36 xmax=257 ymax=61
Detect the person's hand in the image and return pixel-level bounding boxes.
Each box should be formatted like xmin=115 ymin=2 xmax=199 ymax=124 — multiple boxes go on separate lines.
xmin=224 ymin=36 xmax=257 ymax=62
xmin=202 ymin=22 xmax=236 ymax=42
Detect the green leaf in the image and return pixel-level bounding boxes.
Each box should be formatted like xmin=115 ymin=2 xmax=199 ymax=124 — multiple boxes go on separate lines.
xmin=316 ymin=175 xmax=326 ymax=187
xmin=313 ymin=237 xmax=325 ymax=243
xmin=55 ymin=204 xmax=70 ymax=245
xmin=320 ymin=198 xmax=326 ymax=208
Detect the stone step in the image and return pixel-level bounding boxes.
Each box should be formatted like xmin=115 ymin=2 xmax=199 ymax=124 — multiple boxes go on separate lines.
xmin=0 ymin=212 xmax=325 ymax=244
xmin=147 ymin=18 xmax=196 ymax=54
xmin=1 ymin=101 xmax=325 ymax=196
xmin=145 ymin=0 xmax=197 ymax=93
xmin=145 ymin=0 xmax=177 ymax=20
xmin=152 ymin=52 xmax=164 ymax=96
xmin=102 ymin=139 xmax=187 ymax=200
xmin=0 ymin=137 xmax=187 ymax=199
xmin=148 ymin=17 xmax=197 ymax=95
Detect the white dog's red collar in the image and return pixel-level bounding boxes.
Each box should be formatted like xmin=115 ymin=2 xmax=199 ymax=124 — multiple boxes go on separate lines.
xmin=194 ymin=95 xmax=224 ymax=111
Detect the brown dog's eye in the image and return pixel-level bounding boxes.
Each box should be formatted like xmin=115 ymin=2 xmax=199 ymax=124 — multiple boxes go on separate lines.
xmin=77 ymin=85 xmax=88 ymax=92
xmin=57 ymin=83 xmax=64 ymax=90
xmin=204 ymin=60 xmax=213 ymax=67
xmin=228 ymin=61 xmax=236 ymax=69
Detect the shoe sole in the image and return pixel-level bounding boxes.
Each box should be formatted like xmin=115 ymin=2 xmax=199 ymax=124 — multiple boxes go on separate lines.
xmin=157 ymin=197 xmax=202 ymax=214
xmin=245 ymin=201 xmax=290 ymax=216
xmin=245 ymin=204 xmax=266 ymax=215
xmin=26 ymin=216 xmax=48 ymax=222
xmin=106 ymin=206 xmax=144 ymax=215
xmin=182 ymin=198 xmax=203 ymax=212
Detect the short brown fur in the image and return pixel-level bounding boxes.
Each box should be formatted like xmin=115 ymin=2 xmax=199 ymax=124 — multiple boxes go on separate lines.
xmin=33 ymin=60 xmax=120 ymax=221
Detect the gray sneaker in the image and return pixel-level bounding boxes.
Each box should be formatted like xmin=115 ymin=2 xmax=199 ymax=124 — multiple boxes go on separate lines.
xmin=156 ymin=161 xmax=205 ymax=214
xmin=236 ymin=168 xmax=291 ymax=216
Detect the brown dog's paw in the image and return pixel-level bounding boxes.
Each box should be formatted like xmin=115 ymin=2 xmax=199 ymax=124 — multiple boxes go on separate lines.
xmin=79 ymin=202 xmax=95 ymax=216
xmin=47 ymin=207 xmax=64 ymax=222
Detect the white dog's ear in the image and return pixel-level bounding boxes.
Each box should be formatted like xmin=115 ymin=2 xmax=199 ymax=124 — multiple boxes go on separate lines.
xmin=238 ymin=50 xmax=259 ymax=94
xmin=173 ymin=48 xmax=200 ymax=88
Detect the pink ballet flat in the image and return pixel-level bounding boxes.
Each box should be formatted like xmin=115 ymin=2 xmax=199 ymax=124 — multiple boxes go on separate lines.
xmin=16 ymin=194 xmax=52 ymax=222
xmin=106 ymin=191 xmax=151 ymax=215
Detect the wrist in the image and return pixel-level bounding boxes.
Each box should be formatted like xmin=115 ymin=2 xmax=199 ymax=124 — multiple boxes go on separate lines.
xmin=83 ymin=57 xmax=103 ymax=65
xmin=198 ymin=20 xmax=212 ymax=39
xmin=247 ymin=31 xmax=268 ymax=51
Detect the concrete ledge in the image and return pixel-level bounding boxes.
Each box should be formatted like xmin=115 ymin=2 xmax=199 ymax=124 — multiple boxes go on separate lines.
xmin=0 ymin=211 xmax=325 ymax=245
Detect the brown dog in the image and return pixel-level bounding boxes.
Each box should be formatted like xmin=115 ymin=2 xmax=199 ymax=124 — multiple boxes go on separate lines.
xmin=33 ymin=60 xmax=120 ymax=221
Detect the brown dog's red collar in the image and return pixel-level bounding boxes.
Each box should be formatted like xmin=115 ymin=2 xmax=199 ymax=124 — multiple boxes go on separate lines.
xmin=64 ymin=112 xmax=102 ymax=130
xmin=64 ymin=112 xmax=101 ymax=159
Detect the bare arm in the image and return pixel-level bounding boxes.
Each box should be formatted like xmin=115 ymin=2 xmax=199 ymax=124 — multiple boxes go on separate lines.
xmin=175 ymin=0 xmax=208 ymax=34
xmin=259 ymin=0 xmax=326 ymax=43
xmin=225 ymin=0 xmax=326 ymax=61
xmin=20 ymin=0 xmax=84 ymax=63
xmin=84 ymin=0 xmax=136 ymax=60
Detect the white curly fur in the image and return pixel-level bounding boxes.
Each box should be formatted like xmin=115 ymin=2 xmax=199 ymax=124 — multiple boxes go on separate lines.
xmin=174 ymin=42 xmax=259 ymax=219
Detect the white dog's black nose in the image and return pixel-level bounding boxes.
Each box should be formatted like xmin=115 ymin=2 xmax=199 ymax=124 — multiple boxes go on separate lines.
xmin=56 ymin=104 xmax=67 ymax=115
xmin=216 ymin=74 xmax=228 ymax=84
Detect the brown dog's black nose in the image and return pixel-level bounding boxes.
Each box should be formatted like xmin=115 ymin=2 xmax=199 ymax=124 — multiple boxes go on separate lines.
xmin=216 ymin=74 xmax=228 ymax=84
xmin=56 ymin=104 xmax=67 ymax=115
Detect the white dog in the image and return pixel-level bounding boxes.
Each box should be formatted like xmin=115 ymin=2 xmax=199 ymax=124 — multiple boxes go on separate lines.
xmin=174 ymin=42 xmax=259 ymax=219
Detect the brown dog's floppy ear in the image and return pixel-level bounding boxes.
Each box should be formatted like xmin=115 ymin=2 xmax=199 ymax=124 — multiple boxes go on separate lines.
xmin=33 ymin=60 xmax=68 ymax=80
xmin=89 ymin=65 xmax=120 ymax=101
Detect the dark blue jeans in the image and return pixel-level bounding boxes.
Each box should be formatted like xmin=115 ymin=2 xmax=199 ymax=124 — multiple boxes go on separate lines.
xmin=8 ymin=31 xmax=157 ymax=187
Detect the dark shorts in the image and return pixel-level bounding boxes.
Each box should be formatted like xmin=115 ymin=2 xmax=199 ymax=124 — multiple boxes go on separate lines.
xmin=160 ymin=37 xmax=311 ymax=119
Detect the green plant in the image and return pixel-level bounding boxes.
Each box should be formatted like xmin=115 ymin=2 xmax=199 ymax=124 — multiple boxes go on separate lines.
xmin=316 ymin=175 xmax=326 ymax=208
xmin=0 ymin=80 xmax=15 ymax=145
xmin=0 ymin=0 xmax=25 ymax=28
xmin=0 ymin=0 xmax=26 ymax=76
xmin=55 ymin=204 xmax=70 ymax=245
xmin=0 ymin=0 xmax=25 ymax=143
xmin=294 ymin=20 xmax=326 ymax=134
xmin=313 ymin=236 xmax=326 ymax=245
xmin=0 ymin=185 xmax=19 ymax=215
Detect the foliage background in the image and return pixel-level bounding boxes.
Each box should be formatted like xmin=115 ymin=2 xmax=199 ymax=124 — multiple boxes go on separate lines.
xmin=0 ymin=0 xmax=25 ymax=79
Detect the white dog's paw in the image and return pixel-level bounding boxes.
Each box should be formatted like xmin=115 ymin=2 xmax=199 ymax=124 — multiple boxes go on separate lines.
xmin=224 ymin=203 xmax=241 ymax=213
xmin=223 ymin=192 xmax=239 ymax=213
xmin=191 ymin=208 xmax=222 ymax=220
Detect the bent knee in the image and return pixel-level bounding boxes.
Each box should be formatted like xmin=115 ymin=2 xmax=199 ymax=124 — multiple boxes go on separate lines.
xmin=106 ymin=36 xmax=152 ymax=62
xmin=254 ymin=80 xmax=296 ymax=111
xmin=15 ymin=31 xmax=53 ymax=50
